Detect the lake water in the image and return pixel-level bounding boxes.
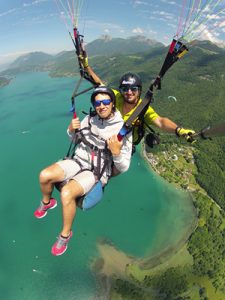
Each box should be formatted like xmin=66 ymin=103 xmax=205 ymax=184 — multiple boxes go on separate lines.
xmin=0 ymin=72 xmax=196 ymax=299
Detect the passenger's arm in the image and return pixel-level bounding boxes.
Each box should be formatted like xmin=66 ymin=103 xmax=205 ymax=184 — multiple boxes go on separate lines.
xmin=107 ymin=132 xmax=133 ymax=173
xmin=68 ymin=118 xmax=81 ymax=133
xmin=67 ymin=116 xmax=89 ymax=140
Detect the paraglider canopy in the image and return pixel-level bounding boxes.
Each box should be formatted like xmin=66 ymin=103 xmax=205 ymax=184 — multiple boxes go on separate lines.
xmin=168 ymin=96 xmax=177 ymax=102
xmin=177 ymin=0 xmax=225 ymax=43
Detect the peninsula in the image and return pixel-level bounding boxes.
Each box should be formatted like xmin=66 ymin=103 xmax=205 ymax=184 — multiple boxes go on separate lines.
xmin=93 ymin=140 xmax=225 ymax=300
xmin=0 ymin=76 xmax=11 ymax=87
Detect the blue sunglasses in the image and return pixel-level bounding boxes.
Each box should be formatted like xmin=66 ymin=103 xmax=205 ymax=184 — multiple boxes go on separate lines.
xmin=94 ymin=99 xmax=112 ymax=107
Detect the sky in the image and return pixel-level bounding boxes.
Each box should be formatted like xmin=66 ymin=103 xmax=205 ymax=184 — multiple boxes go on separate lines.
xmin=0 ymin=0 xmax=225 ymax=65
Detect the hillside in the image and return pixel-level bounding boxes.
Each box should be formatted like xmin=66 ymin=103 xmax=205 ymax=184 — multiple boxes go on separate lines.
xmin=0 ymin=35 xmax=163 ymax=78
xmin=86 ymin=35 xmax=163 ymax=56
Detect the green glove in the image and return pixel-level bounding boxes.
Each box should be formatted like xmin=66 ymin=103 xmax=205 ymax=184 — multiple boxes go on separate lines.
xmin=78 ymin=53 xmax=89 ymax=68
xmin=176 ymin=127 xmax=196 ymax=143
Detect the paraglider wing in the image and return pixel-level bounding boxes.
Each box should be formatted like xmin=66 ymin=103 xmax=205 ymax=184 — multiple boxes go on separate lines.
xmin=168 ymin=96 xmax=177 ymax=102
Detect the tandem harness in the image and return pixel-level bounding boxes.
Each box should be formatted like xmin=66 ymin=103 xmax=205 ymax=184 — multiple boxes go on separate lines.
xmin=56 ymin=115 xmax=112 ymax=190
xmin=132 ymin=105 xmax=160 ymax=148
xmin=55 ymin=115 xmax=112 ymax=210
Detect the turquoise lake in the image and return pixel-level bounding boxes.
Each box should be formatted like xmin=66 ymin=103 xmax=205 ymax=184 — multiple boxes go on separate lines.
xmin=0 ymin=72 xmax=196 ymax=299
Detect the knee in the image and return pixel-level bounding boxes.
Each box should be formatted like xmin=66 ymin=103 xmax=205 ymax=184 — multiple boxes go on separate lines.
xmin=60 ymin=185 xmax=75 ymax=206
xmin=39 ymin=168 xmax=53 ymax=184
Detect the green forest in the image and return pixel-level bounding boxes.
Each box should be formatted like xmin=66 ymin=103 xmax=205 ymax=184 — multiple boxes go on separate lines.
xmin=89 ymin=43 xmax=225 ymax=299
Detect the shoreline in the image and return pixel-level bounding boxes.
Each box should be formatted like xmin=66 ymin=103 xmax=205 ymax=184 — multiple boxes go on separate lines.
xmin=92 ymin=221 xmax=196 ymax=299
xmin=92 ymin=145 xmax=198 ymax=297
xmin=0 ymin=77 xmax=12 ymax=88
xmin=93 ymin=195 xmax=197 ymax=272
xmin=93 ymin=142 xmax=225 ymax=298
xmin=0 ymin=70 xmax=78 ymax=88
xmin=93 ymin=217 xmax=196 ymax=277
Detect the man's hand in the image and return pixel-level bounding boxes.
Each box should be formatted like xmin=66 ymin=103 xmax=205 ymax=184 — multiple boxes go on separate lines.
xmin=107 ymin=135 xmax=122 ymax=156
xmin=78 ymin=53 xmax=89 ymax=68
xmin=176 ymin=127 xmax=196 ymax=143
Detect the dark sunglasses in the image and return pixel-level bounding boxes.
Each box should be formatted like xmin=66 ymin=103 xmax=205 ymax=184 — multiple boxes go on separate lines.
xmin=120 ymin=85 xmax=139 ymax=93
xmin=94 ymin=99 xmax=112 ymax=107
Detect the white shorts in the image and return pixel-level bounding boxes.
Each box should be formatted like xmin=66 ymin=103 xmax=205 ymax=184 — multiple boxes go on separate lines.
xmin=56 ymin=159 xmax=96 ymax=195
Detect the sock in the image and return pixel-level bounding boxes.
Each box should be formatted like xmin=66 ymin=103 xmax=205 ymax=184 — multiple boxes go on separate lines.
xmin=61 ymin=233 xmax=70 ymax=239
xmin=42 ymin=200 xmax=50 ymax=205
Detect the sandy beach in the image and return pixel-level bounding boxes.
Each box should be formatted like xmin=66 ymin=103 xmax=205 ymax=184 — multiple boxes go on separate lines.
xmin=93 ymin=241 xmax=134 ymax=278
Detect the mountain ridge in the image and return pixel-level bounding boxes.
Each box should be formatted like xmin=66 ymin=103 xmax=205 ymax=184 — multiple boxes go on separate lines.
xmin=1 ymin=38 xmax=224 ymax=92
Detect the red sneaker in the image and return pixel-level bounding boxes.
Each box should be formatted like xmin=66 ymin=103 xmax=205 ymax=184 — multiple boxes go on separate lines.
xmin=34 ymin=198 xmax=57 ymax=219
xmin=51 ymin=231 xmax=73 ymax=256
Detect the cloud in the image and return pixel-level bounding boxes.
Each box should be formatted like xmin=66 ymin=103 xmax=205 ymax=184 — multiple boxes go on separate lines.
xmin=204 ymin=4 xmax=211 ymax=13
xmin=206 ymin=14 xmax=221 ymax=21
xmin=132 ymin=0 xmax=153 ymax=10
xmin=0 ymin=8 xmax=17 ymax=18
xmin=86 ymin=19 xmax=125 ymax=32
xmin=161 ymin=0 xmax=176 ymax=5
xmin=132 ymin=27 xmax=144 ymax=34
xmin=156 ymin=10 xmax=173 ymax=17
xmin=191 ymin=22 xmax=225 ymax=45
xmin=201 ymin=30 xmax=220 ymax=43
xmin=133 ymin=1 xmax=149 ymax=6
xmin=218 ymin=20 xmax=225 ymax=28
xmin=184 ymin=11 xmax=225 ymax=42
xmin=23 ymin=0 xmax=48 ymax=7
xmin=148 ymin=29 xmax=157 ymax=35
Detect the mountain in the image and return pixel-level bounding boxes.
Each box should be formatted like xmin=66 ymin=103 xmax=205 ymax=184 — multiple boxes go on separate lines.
xmin=191 ymin=40 xmax=225 ymax=54
xmin=0 ymin=36 xmax=164 ymax=77
xmin=12 ymin=51 xmax=54 ymax=68
xmin=4 ymin=38 xmax=222 ymax=131
xmin=86 ymin=35 xmax=163 ymax=56
xmin=0 ymin=62 xmax=10 ymax=72
xmin=1 ymin=39 xmax=224 ymax=85
xmin=4 ymin=51 xmax=55 ymax=74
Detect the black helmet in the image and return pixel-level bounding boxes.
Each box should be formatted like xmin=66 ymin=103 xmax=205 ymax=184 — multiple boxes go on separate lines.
xmin=91 ymin=86 xmax=116 ymax=108
xmin=119 ymin=72 xmax=142 ymax=89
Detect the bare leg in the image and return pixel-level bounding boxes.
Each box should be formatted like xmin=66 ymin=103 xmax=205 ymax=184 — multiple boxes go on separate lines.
xmin=39 ymin=163 xmax=65 ymax=204
xmin=60 ymin=180 xmax=84 ymax=237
